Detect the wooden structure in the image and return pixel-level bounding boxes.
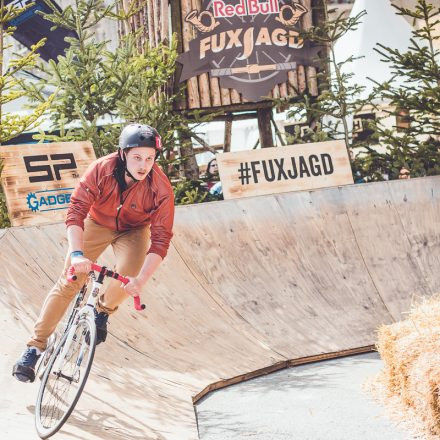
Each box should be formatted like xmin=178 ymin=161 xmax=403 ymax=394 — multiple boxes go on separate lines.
xmin=118 ymin=0 xmax=327 ymax=149
xmin=2 ymin=176 xmax=440 ymax=438
xmin=0 ymin=142 xmax=96 ymax=227
xmin=217 ymin=140 xmax=353 ymax=199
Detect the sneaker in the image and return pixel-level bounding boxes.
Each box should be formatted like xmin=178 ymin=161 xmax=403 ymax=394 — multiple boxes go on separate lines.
xmin=12 ymin=347 xmax=41 ymax=383
xmin=94 ymin=309 xmax=109 ymax=345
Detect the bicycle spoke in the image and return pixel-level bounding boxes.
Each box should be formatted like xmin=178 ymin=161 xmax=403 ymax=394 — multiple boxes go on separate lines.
xmin=35 ymin=316 xmax=96 ymax=438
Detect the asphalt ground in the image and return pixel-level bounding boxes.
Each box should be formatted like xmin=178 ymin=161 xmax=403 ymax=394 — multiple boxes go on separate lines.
xmin=196 ymin=352 xmax=415 ymax=440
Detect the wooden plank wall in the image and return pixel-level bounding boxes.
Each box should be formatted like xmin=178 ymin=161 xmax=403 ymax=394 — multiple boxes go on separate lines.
xmin=2 ymin=177 xmax=440 ymax=438
xmin=119 ymin=0 xmax=322 ymax=110
xmin=0 ymin=142 xmax=96 ymax=227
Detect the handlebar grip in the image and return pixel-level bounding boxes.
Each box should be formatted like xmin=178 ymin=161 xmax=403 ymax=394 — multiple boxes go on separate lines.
xmin=119 ymin=276 xmax=146 ymax=311
xmin=67 ymin=266 xmax=77 ymax=282
xmin=134 ymin=295 xmax=146 ymax=311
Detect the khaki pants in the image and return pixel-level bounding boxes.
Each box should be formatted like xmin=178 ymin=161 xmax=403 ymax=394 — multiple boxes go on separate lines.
xmin=27 ymin=217 xmax=150 ymax=350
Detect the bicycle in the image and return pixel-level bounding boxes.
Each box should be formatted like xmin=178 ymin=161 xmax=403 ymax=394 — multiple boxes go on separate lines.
xmin=34 ymin=263 xmax=145 ymax=439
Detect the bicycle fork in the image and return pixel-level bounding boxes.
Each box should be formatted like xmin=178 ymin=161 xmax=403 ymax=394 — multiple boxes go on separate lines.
xmin=52 ymin=280 xmax=103 ymax=376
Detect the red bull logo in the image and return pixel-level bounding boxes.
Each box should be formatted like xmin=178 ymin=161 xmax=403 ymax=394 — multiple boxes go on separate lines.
xmin=213 ymin=0 xmax=280 ymax=18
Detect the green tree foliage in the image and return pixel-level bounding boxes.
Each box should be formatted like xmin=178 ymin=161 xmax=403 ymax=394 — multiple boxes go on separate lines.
xmin=25 ymin=0 xmax=212 ymax=186
xmin=173 ymin=180 xmax=222 ymax=205
xmin=357 ymin=0 xmax=440 ymax=180
xmin=0 ymin=0 xmax=53 ymax=143
xmin=281 ymin=7 xmax=374 ymax=151
xmin=0 ymin=0 xmax=54 ymax=227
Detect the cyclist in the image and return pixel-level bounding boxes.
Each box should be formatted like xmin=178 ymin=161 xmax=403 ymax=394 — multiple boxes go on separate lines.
xmin=12 ymin=123 xmax=175 ymax=383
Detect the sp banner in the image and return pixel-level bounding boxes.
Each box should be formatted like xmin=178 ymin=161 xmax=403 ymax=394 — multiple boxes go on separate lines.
xmin=0 ymin=142 xmax=96 ymax=227
xmin=216 ymin=140 xmax=354 ymax=199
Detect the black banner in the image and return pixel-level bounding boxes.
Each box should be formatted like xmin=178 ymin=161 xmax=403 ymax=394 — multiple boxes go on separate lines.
xmin=177 ymin=0 xmax=322 ymax=102
xmin=6 ymin=0 xmax=78 ymax=61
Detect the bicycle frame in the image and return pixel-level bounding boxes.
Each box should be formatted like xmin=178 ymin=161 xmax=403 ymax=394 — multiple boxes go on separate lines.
xmin=67 ymin=263 xmax=146 ymax=311
xmin=51 ymin=264 xmax=145 ymax=374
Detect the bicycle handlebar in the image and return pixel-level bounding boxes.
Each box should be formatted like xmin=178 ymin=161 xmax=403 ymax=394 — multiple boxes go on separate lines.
xmin=67 ymin=263 xmax=146 ymax=311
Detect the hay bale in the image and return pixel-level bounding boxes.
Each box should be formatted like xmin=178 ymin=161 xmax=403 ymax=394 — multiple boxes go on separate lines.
xmin=406 ymin=348 xmax=440 ymax=435
xmin=375 ymin=295 xmax=440 ymax=437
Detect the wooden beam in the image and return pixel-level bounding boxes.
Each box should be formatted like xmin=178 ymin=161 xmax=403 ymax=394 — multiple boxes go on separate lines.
xmin=191 ymin=133 xmax=219 ymax=155
xmin=223 ymin=115 xmax=232 ymax=153
xmin=270 ymin=114 xmax=286 ymax=147
xmin=170 ymin=0 xmax=187 ymax=109
xmin=257 ymin=108 xmax=274 ymax=149
xmin=212 ymin=112 xmax=258 ymax=122
xmin=192 ymin=345 xmax=376 ymax=403
xmin=181 ymin=0 xmax=201 ymax=109
xmin=193 ymin=144 xmax=223 ymax=154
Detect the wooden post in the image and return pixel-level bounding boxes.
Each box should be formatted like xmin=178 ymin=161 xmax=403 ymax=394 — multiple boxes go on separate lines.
xmin=193 ymin=0 xmax=211 ymax=108
xmin=199 ymin=74 xmax=212 ymax=108
xmin=298 ymin=65 xmax=307 ymax=94
xmin=230 ymin=89 xmax=241 ymax=104
xmin=181 ymin=0 xmax=201 ymax=109
xmin=221 ymin=88 xmax=231 ymax=106
xmin=178 ymin=128 xmax=200 ymax=180
xmin=301 ymin=0 xmax=318 ymax=96
xmin=210 ymin=77 xmax=222 ymax=107
xmin=257 ymin=108 xmax=274 ymax=149
xmin=170 ymin=0 xmax=187 ymax=109
xmin=147 ymin=0 xmax=155 ymax=48
xmin=160 ymin=0 xmax=169 ymax=43
xmin=223 ymin=115 xmax=232 ymax=153
xmin=153 ymin=0 xmax=161 ymax=47
xmin=288 ymin=71 xmax=298 ymax=97
xmin=279 ymin=82 xmax=288 ymax=99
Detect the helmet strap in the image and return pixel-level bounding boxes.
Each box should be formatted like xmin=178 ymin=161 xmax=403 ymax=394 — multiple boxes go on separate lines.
xmin=125 ymin=168 xmax=140 ymax=182
xmin=120 ymin=149 xmax=140 ymax=182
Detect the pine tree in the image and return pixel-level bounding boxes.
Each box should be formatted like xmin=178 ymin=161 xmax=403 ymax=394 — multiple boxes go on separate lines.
xmin=24 ymin=0 xmax=210 ymax=183
xmin=24 ymin=0 xmax=133 ymax=156
xmin=281 ymin=6 xmax=376 ymax=154
xmin=360 ymin=0 xmax=440 ymax=180
xmin=0 ymin=0 xmax=54 ymax=227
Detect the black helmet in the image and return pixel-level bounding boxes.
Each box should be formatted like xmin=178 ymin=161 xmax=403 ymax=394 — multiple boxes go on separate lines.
xmin=118 ymin=123 xmax=162 ymax=152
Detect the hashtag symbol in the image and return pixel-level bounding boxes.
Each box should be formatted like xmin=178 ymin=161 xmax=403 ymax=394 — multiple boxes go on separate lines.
xmin=238 ymin=162 xmax=251 ymax=185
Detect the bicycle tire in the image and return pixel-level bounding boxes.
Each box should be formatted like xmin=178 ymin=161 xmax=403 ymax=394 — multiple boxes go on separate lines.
xmin=35 ymin=312 xmax=97 ymax=439
xmin=35 ymin=289 xmax=83 ymax=382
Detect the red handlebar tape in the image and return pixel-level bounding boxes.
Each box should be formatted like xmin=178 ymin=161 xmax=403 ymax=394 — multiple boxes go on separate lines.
xmin=67 ymin=264 xmax=145 ymax=311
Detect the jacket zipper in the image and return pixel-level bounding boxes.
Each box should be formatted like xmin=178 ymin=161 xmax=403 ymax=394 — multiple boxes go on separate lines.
xmin=115 ymin=191 xmax=124 ymax=231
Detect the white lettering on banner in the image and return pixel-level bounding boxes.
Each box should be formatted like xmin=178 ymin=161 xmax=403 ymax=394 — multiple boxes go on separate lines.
xmin=200 ymin=27 xmax=302 ymax=59
xmin=213 ymin=0 xmax=280 ymax=18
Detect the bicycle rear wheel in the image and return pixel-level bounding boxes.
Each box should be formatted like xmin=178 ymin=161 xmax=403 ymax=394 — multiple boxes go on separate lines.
xmin=35 ymin=313 xmax=96 ymax=439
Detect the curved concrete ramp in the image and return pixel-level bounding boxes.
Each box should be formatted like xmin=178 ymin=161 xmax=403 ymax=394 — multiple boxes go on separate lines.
xmin=1 ymin=176 xmax=439 ymax=439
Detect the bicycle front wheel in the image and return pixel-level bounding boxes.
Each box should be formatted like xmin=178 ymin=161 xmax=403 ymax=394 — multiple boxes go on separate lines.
xmin=35 ymin=313 xmax=97 ymax=439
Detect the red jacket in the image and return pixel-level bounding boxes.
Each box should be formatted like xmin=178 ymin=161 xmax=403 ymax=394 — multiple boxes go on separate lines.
xmin=66 ymin=152 xmax=174 ymax=259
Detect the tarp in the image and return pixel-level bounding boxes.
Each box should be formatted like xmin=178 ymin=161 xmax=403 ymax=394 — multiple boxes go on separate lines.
xmin=6 ymin=0 xmax=78 ymax=61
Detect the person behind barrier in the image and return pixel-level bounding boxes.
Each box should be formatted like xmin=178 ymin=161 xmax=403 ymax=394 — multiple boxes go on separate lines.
xmin=398 ymin=167 xmax=411 ymax=179
xmin=12 ymin=123 xmax=175 ymax=383
xmin=204 ymin=157 xmax=219 ymax=191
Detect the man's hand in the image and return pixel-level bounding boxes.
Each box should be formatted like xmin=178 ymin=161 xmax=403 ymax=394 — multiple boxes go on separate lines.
xmin=70 ymin=255 xmax=92 ymax=274
xmin=123 ymin=276 xmax=145 ymax=298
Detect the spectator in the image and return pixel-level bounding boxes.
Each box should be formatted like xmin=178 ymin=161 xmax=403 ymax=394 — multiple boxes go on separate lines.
xmin=204 ymin=157 xmax=219 ymax=191
xmin=398 ymin=167 xmax=411 ymax=179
